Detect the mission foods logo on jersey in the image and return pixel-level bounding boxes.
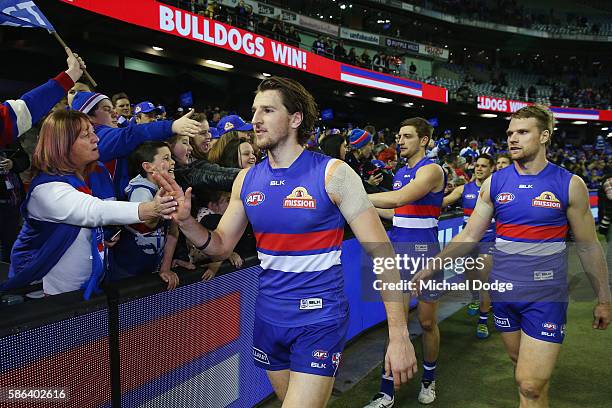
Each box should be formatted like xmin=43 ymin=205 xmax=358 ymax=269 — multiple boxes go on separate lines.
xmin=283 ymin=187 xmax=316 ymax=209
xmin=246 ymin=191 xmax=265 ymax=206
xmin=495 ymin=192 xmax=515 ymax=204
xmin=532 ymin=191 xmax=561 ymax=209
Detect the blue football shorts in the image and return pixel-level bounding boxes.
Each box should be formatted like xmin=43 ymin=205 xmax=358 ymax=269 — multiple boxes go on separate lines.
xmin=252 ymin=314 xmax=349 ymax=377
xmin=492 ymin=300 xmax=568 ymax=344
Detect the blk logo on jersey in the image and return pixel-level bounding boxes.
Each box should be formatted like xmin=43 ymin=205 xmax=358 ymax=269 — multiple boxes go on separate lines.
xmin=495 ymin=192 xmax=515 ymax=204
xmin=532 ymin=191 xmax=561 ymax=209
xmin=519 ymin=184 xmax=533 ymax=189
xmin=246 ymin=191 xmax=265 ymax=206
xmin=534 ymin=270 xmax=554 ymax=281
xmin=283 ymin=187 xmax=316 ymax=209
xmin=300 ymin=297 xmax=323 ymax=309
xmin=270 ymin=180 xmax=285 ymax=186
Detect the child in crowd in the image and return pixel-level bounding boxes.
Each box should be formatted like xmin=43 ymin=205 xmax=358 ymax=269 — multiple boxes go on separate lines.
xmin=170 ymin=134 xmax=193 ymax=166
xmin=109 ymin=141 xmax=180 ymax=289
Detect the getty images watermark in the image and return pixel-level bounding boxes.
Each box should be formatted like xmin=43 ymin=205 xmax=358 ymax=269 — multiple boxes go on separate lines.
xmin=371 ymin=252 xmax=514 ymax=293
xmin=361 ymin=242 xmax=605 ymax=303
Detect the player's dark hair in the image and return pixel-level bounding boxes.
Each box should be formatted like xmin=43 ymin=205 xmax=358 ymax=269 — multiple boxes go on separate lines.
xmin=399 ymin=117 xmax=434 ymax=145
xmin=256 ymin=76 xmax=318 ymax=145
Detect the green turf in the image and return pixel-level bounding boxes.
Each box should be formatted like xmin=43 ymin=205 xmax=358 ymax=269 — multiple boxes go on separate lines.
xmin=329 ymin=299 xmax=612 ymax=408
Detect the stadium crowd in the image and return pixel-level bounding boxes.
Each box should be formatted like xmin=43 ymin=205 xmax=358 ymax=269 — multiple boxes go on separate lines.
xmin=408 ymin=0 xmax=610 ymax=35
xmin=1 ymin=3 xmax=611 ymax=408
xmin=165 ymin=0 xmax=612 ymax=110
xmin=0 ymin=45 xmax=609 ymax=299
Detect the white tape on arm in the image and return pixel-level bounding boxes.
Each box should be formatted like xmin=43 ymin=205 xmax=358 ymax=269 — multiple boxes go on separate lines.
xmin=325 ymin=160 xmax=373 ymax=224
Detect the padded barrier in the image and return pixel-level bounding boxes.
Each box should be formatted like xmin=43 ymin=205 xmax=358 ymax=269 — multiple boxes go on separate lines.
xmin=0 ymin=212 xmax=466 ymax=407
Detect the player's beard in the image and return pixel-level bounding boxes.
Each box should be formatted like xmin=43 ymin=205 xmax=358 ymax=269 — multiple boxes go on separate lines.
xmin=256 ymin=131 xmax=289 ymax=152
xmin=256 ymin=134 xmax=274 ymax=151
xmin=400 ymin=145 xmax=418 ymax=160
xmin=512 ymin=147 xmax=536 ymax=165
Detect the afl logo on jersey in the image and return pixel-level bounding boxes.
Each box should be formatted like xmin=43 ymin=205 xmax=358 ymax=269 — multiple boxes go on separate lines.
xmin=495 ymin=192 xmax=515 ymax=204
xmin=393 ymin=180 xmax=402 ymax=189
xmin=465 ymin=193 xmax=477 ymax=199
xmin=283 ymin=187 xmax=316 ymax=209
xmin=532 ymin=191 xmax=561 ymax=209
xmin=246 ymin=191 xmax=265 ymax=206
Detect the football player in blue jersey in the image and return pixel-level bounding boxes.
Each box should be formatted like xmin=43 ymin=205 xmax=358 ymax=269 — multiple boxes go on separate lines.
xmin=366 ymin=118 xmax=446 ymax=406
xmin=442 ymin=154 xmax=496 ymax=338
xmin=155 ymin=76 xmax=417 ymax=408
xmin=413 ymin=105 xmax=610 ymax=408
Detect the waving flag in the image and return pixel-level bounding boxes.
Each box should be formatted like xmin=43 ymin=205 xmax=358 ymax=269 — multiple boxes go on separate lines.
xmin=0 ymin=0 xmax=97 ymax=86
xmin=0 ymin=0 xmax=55 ymax=30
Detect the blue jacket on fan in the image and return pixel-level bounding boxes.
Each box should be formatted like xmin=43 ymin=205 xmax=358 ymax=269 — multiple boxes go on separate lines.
xmin=1 ymin=173 xmax=104 ymax=299
xmin=71 ymin=91 xmax=174 ymax=199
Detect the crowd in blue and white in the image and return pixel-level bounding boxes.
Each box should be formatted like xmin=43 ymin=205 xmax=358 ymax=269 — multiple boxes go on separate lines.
xmin=0 ymin=58 xmax=260 ymax=298
xmin=0 ymin=50 xmax=610 ymax=300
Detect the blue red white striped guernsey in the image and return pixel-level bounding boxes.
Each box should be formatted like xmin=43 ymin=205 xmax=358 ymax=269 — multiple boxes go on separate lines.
xmin=109 ymin=175 xmax=168 ymax=281
xmin=490 ymin=163 xmax=573 ymax=285
xmin=241 ymin=150 xmax=348 ymax=326
xmin=390 ymin=156 xmax=445 ymax=243
xmin=1 ymin=72 xmax=73 ymax=148
xmin=462 ymin=181 xmax=496 ymax=242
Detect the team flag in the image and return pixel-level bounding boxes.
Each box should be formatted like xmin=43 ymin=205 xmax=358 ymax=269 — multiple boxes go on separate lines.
xmin=0 ymin=0 xmax=55 ymax=30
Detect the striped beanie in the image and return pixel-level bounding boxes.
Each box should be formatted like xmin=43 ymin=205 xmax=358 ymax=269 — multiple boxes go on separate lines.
xmin=348 ymin=128 xmax=372 ymax=149
xmin=72 ymin=92 xmax=109 ymax=114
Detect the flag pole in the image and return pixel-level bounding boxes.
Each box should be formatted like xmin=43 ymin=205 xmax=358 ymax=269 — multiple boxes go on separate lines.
xmin=50 ymin=30 xmax=98 ymax=88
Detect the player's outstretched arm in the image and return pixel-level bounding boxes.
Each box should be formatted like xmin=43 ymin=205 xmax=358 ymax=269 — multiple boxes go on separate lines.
xmin=442 ymin=184 xmax=464 ymax=208
xmin=412 ymin=177 xmax=494 ymax=285
xmin=368 ymin=164 xmax=443 ymax=209
xmin=154 ymin=170 xmax=249 ymax=260
xmin=566 ymin=175 xmax=611 ymax=329
xmin=325 ymin=161 xmax=418 ymax=389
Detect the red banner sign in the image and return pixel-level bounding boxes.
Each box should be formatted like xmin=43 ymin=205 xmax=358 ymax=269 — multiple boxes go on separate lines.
xmin=60 ymin=0 xmax=448 ymax=103
xmin=477 ymin=95 xmax=612 ymax=122
xmin=477 ymin=96 xmax=530 ymax=113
